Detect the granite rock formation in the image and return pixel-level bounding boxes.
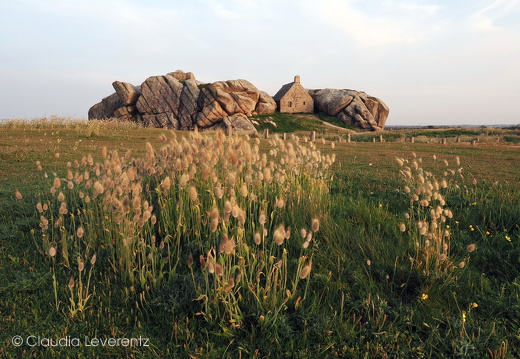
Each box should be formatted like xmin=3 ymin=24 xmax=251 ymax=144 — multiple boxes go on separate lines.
xmin=89 ymin=70 xmax=389 ymax=132
xmin=89 ymin=71 xmax=273 ymax=134
xmin=310 ymin=89 xmax=389 ymax=131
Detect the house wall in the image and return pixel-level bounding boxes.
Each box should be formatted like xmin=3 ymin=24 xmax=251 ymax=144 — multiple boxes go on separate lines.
xmin=279 ymin=85 xmax=314 ymax=113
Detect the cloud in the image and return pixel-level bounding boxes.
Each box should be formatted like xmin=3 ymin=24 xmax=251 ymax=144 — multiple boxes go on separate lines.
xmin=316 ymin=0 xmax=441 ymax=47
xmin=471 ymin=0 xmax=520 ymax=31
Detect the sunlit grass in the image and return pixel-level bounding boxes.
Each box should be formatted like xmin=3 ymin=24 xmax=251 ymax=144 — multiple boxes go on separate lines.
xmin=1 ymin=118 xmax=519 ymax=358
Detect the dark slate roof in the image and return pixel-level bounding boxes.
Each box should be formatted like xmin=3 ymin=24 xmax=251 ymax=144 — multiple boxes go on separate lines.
xmin=273 ymin=82 xmax=294 ymax=102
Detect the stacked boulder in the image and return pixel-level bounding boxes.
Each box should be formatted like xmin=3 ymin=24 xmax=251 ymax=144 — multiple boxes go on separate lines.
xmin=88 ymin=70 xmax=276 ymax=135
xmin=310 ymin=89 xmax=389 ymax=131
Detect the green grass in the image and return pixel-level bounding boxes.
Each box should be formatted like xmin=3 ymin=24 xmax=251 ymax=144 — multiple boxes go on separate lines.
xmin=252 ymin=112 xmax=344 ymax=134
xmin=504 ymin=135 xmax=520 ymax=144
xmin=1 ymin=118 xmax=519 ymax=358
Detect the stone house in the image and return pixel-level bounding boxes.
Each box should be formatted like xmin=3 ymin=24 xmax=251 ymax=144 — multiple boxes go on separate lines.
xmin=273 ymin=75 xmax=314 ymax=113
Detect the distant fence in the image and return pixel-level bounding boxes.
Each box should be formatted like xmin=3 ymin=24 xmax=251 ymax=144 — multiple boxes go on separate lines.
xmin=257 ymin=131 xmax=482 ymax=145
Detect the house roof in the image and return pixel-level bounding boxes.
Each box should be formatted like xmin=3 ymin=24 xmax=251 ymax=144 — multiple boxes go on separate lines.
xmin=273 ymin=82 xmax=294 ymax=102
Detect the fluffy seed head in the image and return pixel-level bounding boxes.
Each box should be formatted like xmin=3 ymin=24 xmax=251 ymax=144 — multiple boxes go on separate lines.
xmin=239 ymin=183 xmax=248 ymax=197
xmin=299 ymin=258 xmax=312 ymax=279
xmin=161 ymin=177 xmax=171 ymax=191
xmin=49 ymin=247 xmax=56 ymax=257
xmin=467 ymin=244 xmax=476 ymax=253
xmin=214 ymin=186 xmax=223 ymax=199
xmin=274 ymin=225 xmax=285 ymax=245
xmin=189 ymin=186 xmax=198 ymax=201
xmin=215 ymin=264 xmax=224 ymax=276
xmin=254 ymin=232 xmax=261 ymax=245
xmin=228 ymin=172 xmax=236 ymax=187
xmin=53 ymin=177 xmax=61 ymax=188
xmin=77 ymin=227 xmax=84 ymax=238
xmin=276 ymin=198 xmax=285 ymax=208
xmin=311 ymin=218 xmax=320 ymax=232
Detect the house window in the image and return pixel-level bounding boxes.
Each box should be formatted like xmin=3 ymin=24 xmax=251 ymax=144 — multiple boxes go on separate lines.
xmin=288 ymin=101 xmax=292 ymax=107
xmin=303 ymin=101 xmax=306 ymax=105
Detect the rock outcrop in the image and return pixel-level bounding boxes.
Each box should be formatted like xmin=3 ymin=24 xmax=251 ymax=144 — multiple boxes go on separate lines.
xmin=88 ymin=70 xmax=273 ymax=135
xmin=310 ymin=89 xmax=389 ymax=131
xmin=256 ymin=91 xmax=277 ymax=114
xmin=88 ymin=92 xmax=123 ymax=120
xmin=89 ymin=70 xmax=390 ymax=132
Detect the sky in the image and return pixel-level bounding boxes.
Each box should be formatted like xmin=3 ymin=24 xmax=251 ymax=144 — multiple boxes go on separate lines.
xmin=1 ymin=0 xmax=519 ymax=126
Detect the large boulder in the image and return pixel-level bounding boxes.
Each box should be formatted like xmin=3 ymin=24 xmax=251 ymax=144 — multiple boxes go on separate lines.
xmin=210 ymin=80 xmax=260 ymax=116
xmin=194 ymin=79 xmax=260 ymax=129
xmin=225 ymin=113 xmax=257 ymax=135
xmin=256 ymin=91 xmax=277 ymax=114
xmin=311 ymin=89 xmax=389 ymax=130
xmin=142 ymin=113 xmax=179 ymax=129
xmin=202 ymin=114 xmax=257 ymax=136
xmin=167 ymin=70 xmax=196 ymax=82
xmin=312 ymin=88 xmax=353 ymax=116
xmin=88 ymin=92 xmax=123 ymax=120
xmin=177 ymin=79 xmax=200 ymax=130
xmin=113 ymin=105 xmax=137 ymax=122
xmin=194 ymin=88 xmax=229 ymax=128
xmin=112 ymin=81 xmax=141 ymax=106
xmin=136 ymin=75 xmax=183 ymax=114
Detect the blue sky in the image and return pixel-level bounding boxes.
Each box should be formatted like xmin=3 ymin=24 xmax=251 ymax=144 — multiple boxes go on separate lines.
xmin=1 ymin=0 xmax=519 ymax=126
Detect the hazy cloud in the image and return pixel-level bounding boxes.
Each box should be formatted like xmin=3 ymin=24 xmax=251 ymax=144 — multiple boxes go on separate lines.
xmin=0 ymin=0 xmax=518 ymax=125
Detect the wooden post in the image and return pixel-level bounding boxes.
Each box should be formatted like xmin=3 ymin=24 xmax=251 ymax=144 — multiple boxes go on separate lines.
xmin=441 ymin=138 xmax=446 ymax=145
xmin=410 ymin=137 xmax=415 ymax=143
xmin=470 ymin=139 xmax=476 ymax=145
xmin=379 ymin=134 xmax=384 ymax=142
xmin=456 ymin=136 xmax=460 ymax=143
xmin=282 ymin=133 xmax=287 ymax=140
xmin=347 ymin=133 xmax=351 ymax=143
xmin=263 ymin=128 xmax=269 ymax=139
xmin=310 ymin=131 xmax=316 ymax=142
xmin=373 ymin=138 xmax=376 ymax=142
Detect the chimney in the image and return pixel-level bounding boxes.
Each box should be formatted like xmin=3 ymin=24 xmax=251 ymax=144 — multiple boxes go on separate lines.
xmin=294 ymin=75 xmax=300 ymax=83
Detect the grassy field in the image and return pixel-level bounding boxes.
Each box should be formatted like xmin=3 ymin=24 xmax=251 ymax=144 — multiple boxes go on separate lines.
xmin=1 ymin=117 xmax=519 ymax=358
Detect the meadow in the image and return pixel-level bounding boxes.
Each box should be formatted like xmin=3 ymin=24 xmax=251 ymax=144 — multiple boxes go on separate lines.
xmin=0 ymin=117 xmax=519 ymax=358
